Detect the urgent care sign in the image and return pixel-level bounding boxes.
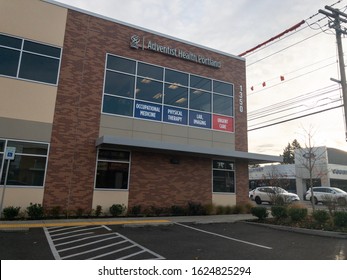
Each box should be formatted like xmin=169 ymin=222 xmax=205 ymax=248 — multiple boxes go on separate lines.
xmin=213 ymin=115 xmax=234 ymax=132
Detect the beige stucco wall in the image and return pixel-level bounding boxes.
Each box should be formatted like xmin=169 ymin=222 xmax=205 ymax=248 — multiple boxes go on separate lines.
xmin=0 ymin=0 xmax=67 ymax=47
xmin=0 ymin=187 xmax=44 ymax=210
xmin=100 ymin=115 xmax=235 ymax=150
xmin=0 ymin=77 xmax=57 ymax=123
xmin=92 ymin=190 xmax=129 ymax=214
xmin=212 ymin=193 xmax=237 ymax=206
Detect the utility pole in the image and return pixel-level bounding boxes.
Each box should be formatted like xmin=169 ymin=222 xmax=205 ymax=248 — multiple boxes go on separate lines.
xmin=319 ymin=6 xmax=347 ymax=141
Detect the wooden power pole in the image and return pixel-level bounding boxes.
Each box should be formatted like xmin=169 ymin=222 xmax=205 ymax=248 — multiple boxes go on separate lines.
xmin=319 ymin=6 xmax=347 ymax=141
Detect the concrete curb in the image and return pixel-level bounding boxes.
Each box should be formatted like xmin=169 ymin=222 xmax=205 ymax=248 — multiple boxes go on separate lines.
xmin=242 ymin=220 xmax=347 ymax=239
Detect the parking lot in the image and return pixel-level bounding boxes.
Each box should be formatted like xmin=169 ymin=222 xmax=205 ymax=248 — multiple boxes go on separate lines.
xmin=1 ymin=221 xmax=346 ymax=260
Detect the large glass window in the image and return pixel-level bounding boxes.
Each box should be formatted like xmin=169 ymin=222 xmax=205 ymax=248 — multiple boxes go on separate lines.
xmin=0 ymin=140 xmax=49 ymax=187
xmin=213 ymin=160 xmax=235 ymax=193
xmin=102 ymin=54 xmax=234 ymax=130
xmin=0 ymin=33 xmax=61 ymax=85
xmin=136 ymin=77 xmax=163 ymax=103
xmin=95 ymin=149 xmax=130 ymax=189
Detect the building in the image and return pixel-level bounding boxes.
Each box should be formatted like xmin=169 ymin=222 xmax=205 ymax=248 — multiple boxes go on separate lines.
xmin=0 ymin=0 xmax=280 ymax=215
xmin=249 ymin=146 xmax=347 ymax=199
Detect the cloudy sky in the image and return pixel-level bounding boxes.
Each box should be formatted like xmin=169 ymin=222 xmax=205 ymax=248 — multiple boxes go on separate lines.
xmin=54 ymin=0 xmax=347 ymax=156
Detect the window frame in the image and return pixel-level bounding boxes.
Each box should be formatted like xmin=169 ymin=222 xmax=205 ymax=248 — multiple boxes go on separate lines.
xmin=212 ymin=159 xmax=236 ymax=194
xmin=0 ymin=33 xmax=62 ymax=86
xmin=94 ymin=148 xmax=131 ymax=190
xmin=0 ymin=139 xmax=49 ymax=188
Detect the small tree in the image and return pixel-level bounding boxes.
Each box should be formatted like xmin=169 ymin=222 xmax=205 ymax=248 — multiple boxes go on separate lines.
xmin=281 ymin=139 xmax=301 ymax=164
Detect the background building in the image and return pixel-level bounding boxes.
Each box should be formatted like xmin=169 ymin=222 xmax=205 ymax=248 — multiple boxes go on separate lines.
xmin=0 ymin=0 xmax=280 ymax=215
xmin=249 ymin=146 xmax=347 ymax=199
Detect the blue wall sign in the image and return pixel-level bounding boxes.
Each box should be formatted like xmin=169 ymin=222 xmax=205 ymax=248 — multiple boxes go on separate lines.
xmin=189 ymin=111 xmax=211 ymax=129
xmin=163 ymin=106 xmax=188 ymax=125
xmin=134 ymin=101 xmax=162 ymax=121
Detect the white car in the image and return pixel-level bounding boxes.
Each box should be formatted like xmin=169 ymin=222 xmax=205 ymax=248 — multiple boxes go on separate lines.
xmin=305 ymin=186 xmax=347 ymax=205
xmin=249 ymin=186 xmax=300 ymax=205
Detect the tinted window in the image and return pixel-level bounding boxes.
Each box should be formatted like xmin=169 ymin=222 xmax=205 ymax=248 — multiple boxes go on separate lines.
xmin=190 ymin=75 xmax=211 ymax=91
xmin=104 ymin=71 xmax=135 ymax=98
xmin=0 ymin=34 xmax=22 ymax=49
xmin=136 ymin=77 xmax=163 ymax=103
xmin=7 ymin=141 xmax=48 ymax=155
xmin=165 ymin=69 xmax=188 ymax=86
xmin=0 ymin=47 xmax=20 ymax=76
xmin=95 ymin=162 xmax=129 ymax=189
xmin=213 ymin=94 xmax=233 ymax=116
xmin=98 ymin=150 xmax=130 ymax=161
xmin=190 ymin=89 xmax=211 ymax=112
xmin=164 ymin=83 xmax=188 ymax=108
xmin=23 ymin=41 xmax=61 ymax=58
xmin=107 ymin=55 xmax=136 ymax=74
xmin=138 ymin=62 xmax=163 ymax=80
xmin=19 ymin=53 xmax=60 ymax=84
xmin=213 ymin=80 xmax=233 ymax=96
xmin=103 ymin=95 xmax=133 ymax=116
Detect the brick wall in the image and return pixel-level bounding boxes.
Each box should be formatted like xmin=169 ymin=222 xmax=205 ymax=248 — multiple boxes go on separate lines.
xmin=43 ymin=8 xmax=248 ymax=212
xmin=128 ymin=151 xmax=212 ymax=209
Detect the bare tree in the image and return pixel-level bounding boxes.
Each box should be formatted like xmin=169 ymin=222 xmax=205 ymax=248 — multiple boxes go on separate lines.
xmin=295 ymin=127 xmax=327 ymax=211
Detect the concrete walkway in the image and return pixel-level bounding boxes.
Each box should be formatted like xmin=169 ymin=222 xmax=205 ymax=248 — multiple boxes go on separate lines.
xmin=0 ymin=214 xmax=254 ymax=229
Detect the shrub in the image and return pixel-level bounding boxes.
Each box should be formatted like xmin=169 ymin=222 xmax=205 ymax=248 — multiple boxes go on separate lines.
xmin=26 ymin=203 xmax=44 ymax=220
xmin=129 ymin=205 xmax=142 ymax=216
xmin=271 ymin=206 xmax=288 ymax=220
xmin=231 ymin=205 xmax=243 ymax=214
xmin=2 ymin=206 xmax=21 ymax=220
xmin=187 ymin=201 xmax=206 ymax=216
xmin=94 ymin=205 xmax=102 ymax=217
xmin=334 ymin=211 xmax=347 ymax=227
xmin=109 ymin=204 xmax=125 ymax=217
xmin=250 ymin=206 xmax=268 ymax=220
xmin=288 ymin=207 xmax=308 ymax=222
xmin=170 ymin=205 xmax=186 ymax=216
xmin=75 ymin=208 xmax=84 ymax=218
xmin=48 ymin=206 xmax=62 ymax=219
xmin=312 ymin=210 xmax=330 ymax=225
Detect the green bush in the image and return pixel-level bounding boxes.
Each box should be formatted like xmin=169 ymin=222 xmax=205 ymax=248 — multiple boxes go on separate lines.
xmin=288 ymin=207 xmax=308 ymax=222
xmin=187 ymin=201 xmax=206 ymax=216
xmin=2 ymin=206 xmax=21 ymax=220
xmin=129 ymin=205 xmax=142 ymax=216
xmin=271 ymin=206 xmax=288 ymax=220
xmin=94 ymin=205 xmax=102 ymax=217
xmin=251 ymin=206 xmax=268 ymax=220
xmin=26 ymin=203 xmax=44 ymax=220
xmin=334 ymin=211 xmax=347 ymax=227
xmin=312 ymin=210 xmax=330 ymax=225
xmin=170 ymin=205 xmax=186 ymax=216
xmin=48 ymin=206 xmax=62 ymax=219
xmin=109 ymin=204 xmax=125 ymax=217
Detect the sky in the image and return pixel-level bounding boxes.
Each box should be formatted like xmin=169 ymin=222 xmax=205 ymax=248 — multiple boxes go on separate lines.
xmin=54 ymin=0 xmax=347 ymax=156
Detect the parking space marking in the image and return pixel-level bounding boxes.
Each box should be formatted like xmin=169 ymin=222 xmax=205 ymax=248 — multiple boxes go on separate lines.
xmin=175 ymin=222 xmax=273 ymax=250
xmin=44 ymin=225 xmax=165 ymax=260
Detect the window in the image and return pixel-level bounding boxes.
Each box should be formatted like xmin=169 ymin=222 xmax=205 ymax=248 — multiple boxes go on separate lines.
xmin=0 ymin=34 xmax=61 ymax=85
xmin=102 ymin=54 xmax=234 ymax=131
xmin=213 ymin=160 xmax=235 ymax=193
xmin=95 ymin=149 xmax=130 ymax=189
xmin=0 ymin=140 xmax=49 ymax=187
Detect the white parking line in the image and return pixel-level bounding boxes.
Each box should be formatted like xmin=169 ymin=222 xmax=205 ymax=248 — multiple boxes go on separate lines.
xmin=44 ymin=225 xmax=165 ymax=260
xmin=175 ymin=223 xmax=273 ymax=250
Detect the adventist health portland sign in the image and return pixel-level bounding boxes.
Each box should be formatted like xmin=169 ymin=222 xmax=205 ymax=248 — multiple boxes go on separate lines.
xmin=130 ymin=35 xmax=234 ymax=132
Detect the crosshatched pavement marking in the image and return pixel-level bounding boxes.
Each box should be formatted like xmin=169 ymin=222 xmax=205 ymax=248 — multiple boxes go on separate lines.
xmin=44 ymin=225 xmax=164 ymax=260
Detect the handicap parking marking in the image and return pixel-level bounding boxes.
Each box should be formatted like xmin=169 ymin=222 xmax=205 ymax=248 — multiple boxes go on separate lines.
xmin=175 ymin=222 xmax=273 ymax=250
xmin=44 ymin=225 xmax=165 ymax=260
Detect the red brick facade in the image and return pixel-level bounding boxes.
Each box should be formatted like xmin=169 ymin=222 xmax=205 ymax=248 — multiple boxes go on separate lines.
xmin=43 ymin=8 xmax=248 ymax=212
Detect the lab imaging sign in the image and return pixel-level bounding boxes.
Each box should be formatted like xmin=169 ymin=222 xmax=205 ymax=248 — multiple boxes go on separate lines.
xmin=130 ymin=35 xmax=222 ymax=68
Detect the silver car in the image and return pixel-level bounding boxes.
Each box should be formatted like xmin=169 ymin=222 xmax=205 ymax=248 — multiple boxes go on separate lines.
xmin=249 ymin=186 xmax=300 ymax=205
xmin=305 ymin=186 xmax=347 ymax=205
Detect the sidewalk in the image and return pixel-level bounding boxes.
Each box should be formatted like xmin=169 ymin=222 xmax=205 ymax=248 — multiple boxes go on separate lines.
xmin=0 ymin=214 xmax=255 ymax=229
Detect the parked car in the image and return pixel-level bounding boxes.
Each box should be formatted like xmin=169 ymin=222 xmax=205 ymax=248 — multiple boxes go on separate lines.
xmin=305 ymin=186 xmax=347 ymax=205
xmin=249 ymin=186 xmax=300 ymax=205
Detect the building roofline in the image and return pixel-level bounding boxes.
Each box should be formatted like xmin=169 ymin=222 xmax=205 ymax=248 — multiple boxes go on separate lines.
xmin=44 ymin=0 xmax=245 ymax=62
xmin=96 ymin=135 xmax=282 ymax=164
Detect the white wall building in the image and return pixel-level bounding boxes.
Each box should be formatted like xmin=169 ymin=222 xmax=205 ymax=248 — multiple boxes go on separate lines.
xmin=249 ymin=146 xmax=347 ymax=199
